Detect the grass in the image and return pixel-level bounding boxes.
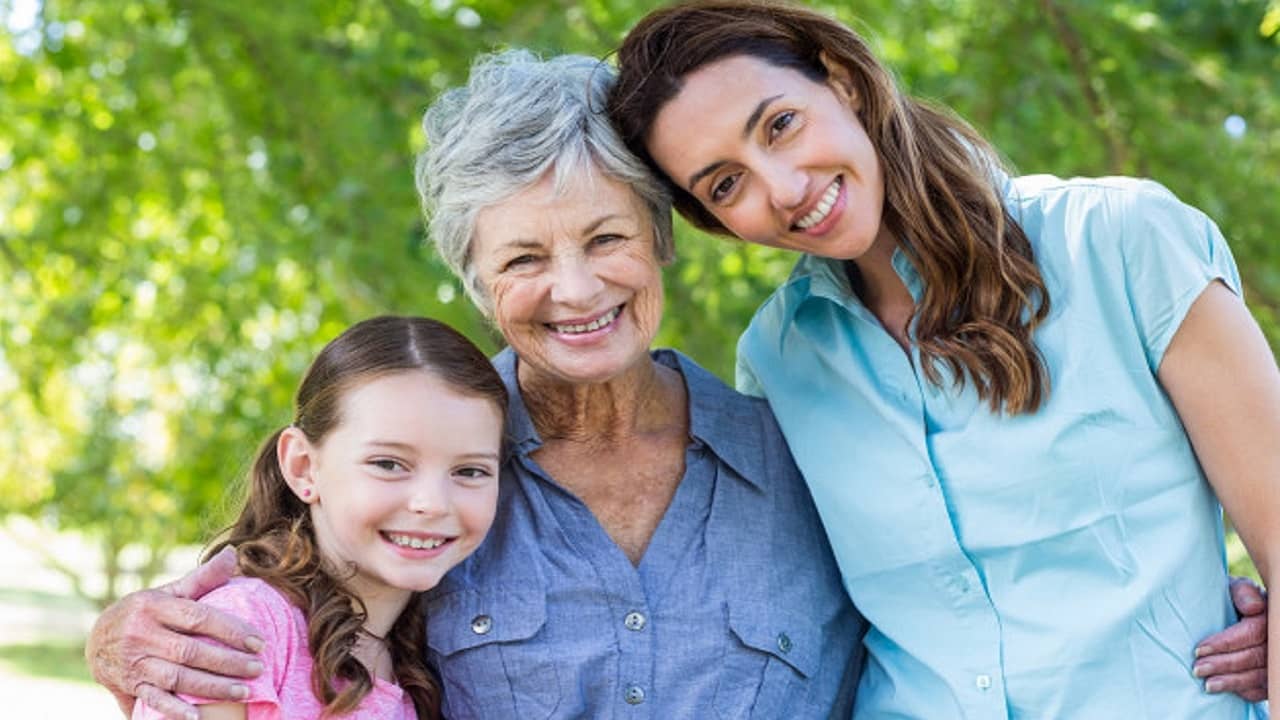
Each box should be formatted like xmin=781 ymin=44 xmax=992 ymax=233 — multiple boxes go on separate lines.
xmin=0 ymin=641 xmax=95 ymax=684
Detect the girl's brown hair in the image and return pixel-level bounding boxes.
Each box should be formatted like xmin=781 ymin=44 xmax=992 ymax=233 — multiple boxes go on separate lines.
xmin=206 ymin=315 xmax=507 ymax=718
xmin=611 ymin=0 xmax=1051 ymax=413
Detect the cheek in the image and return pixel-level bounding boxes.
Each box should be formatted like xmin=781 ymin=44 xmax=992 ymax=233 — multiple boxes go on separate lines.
xmin=489 ymin=278 xmax=536 ymax=331
xmin=461 ymin=486 xmax=500 ymax=537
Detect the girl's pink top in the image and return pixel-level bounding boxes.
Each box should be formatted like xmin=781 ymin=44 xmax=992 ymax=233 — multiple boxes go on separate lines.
xmin=131 ymin=576 xmax=416 ymax=719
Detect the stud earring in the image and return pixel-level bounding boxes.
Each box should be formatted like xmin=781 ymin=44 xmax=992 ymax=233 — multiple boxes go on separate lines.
xmin=301 ymin=488 xmax=312 ymax=499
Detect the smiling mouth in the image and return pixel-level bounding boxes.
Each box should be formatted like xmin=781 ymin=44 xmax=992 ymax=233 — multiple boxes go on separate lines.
xmin=382 ymin=532 xmax=451 ymax=550
xmin=792 ymin=176 xmax=843 ymax=231
xmin=546 ymin=305 xmax=623 ymax=334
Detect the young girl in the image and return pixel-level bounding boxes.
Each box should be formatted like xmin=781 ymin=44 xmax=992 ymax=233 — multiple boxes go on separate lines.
xmin=611 ymin=1 xmax=1279 ymax=717
xmin=133 ymin=315 xmax=507 ymax=720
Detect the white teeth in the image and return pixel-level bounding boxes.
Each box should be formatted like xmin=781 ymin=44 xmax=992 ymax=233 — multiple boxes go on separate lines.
xmin=387 ymin=533 xmax=445 ymax=550
xmin=550 ymin=306 xmax=621 ymax=334
xmin=794 ymin=178 xmax=842 ymax=230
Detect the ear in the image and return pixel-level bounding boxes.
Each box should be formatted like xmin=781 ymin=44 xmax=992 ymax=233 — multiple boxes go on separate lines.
xmin=818 ymin=51 xmax=861 ymax=112
xmin=278 ymin=426 xmax=320 ymax=504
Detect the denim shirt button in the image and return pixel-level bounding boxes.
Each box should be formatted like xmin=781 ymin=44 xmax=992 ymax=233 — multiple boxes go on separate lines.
xmin=470 ymin=614 xmax=493 ymax=635
xmin=623 ymin=611 xmax=647 ymax=631
xmin=624 ymin=684 xmax=645 ymax=705
xmin=776 ymin=632 xmax=793 ymax=654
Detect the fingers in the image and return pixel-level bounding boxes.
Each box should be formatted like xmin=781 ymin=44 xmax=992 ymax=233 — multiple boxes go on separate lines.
xmin=134 ymin=682 xmax=201 ymax=720
xmin=133 ymin=655 xmax=254 ymax=702
xmin=1196 ymin=611 xmax=1267 ymax=656
xmin=86 ymin=585 xmax=264 ymax=720
xmin=1228 ymin=575 xmax=1267 ymax=617
xmin=1194 ymin=597 xmax=1268 ymax=702
xmin=1196 ymin=666 xmax=1267 ymax=698
xmin=150 ymin=613 xmax=265 ymax=679
xmin=154 ymin=592 xmax=263 ymax=654
xmin=1194 ymin=642 xmax=1266 ymax=679
xmin=164 ymin=547 xmax=239 ymax=602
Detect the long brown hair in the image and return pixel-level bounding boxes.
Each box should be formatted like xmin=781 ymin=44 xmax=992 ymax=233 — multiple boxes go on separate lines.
xmin=611 ymin=0 xmax=1051 ymax=414
xmin=207 ymin=315 xmax=508 ymax=718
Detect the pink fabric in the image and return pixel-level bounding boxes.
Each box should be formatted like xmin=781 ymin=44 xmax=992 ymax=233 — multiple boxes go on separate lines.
xmin=131 ymin=576 xmax=415 ymax=720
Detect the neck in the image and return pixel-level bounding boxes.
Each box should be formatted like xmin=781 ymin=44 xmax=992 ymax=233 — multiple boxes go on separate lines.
xmin=849 ymin=230 xmax=915 ymax=347
xmin=517 ymin=353 xmax=687 ymax=445
xmin=355 ymin=586 xmax=413 ymax=639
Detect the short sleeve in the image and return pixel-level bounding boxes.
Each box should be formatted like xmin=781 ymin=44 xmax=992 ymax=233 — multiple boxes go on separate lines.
xmin=734 ymin=336 xmax=766 ymax=398
xmin=131 ymin=577 xmax=295 ymax=720
xmin=1119 ymin=181 xmax=1242 ymax=371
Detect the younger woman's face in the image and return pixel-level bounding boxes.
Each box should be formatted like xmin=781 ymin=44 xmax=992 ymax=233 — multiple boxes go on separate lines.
xmin=646 ymin=54 xmax=892 ymax=261
xmin=285 ymin=370 xmax=503 ymax=600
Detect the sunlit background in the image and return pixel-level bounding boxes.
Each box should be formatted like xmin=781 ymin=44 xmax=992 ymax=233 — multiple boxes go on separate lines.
xmin=2 ymin=0 xmax=1278 ymax=715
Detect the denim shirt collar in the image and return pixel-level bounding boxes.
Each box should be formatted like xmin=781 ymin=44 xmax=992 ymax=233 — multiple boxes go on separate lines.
xmin=492 ymin=347 xmax=767 ymax=491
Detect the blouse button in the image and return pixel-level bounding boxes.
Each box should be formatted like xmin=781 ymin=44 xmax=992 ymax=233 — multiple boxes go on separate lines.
xmin=976 ymin=674 xmax=992 ymax=690
xmin=624 ymin=611 xmax=647 ymax=631
xmin=776 ymin=632 xmax=793 ymax=654
xmin=624 ymin=684 xmax=646 ymax=705
xmin=470 ymin=614 xmax=492 ymax=635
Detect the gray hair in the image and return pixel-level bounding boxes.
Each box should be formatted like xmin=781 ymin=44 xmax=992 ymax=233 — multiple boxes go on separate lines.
xmin=415 ymin=50 xmax=675 ymax=315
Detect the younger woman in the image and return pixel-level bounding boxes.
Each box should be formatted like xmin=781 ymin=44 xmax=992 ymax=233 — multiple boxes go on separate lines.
xmin=612 ymin=1 xmax=1279 ymax=717
xmin=133 ymin=315 xmax=507 ymax=720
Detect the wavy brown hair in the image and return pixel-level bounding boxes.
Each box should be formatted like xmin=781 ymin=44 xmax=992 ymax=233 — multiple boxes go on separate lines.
xmin=206 ymin=315 xmax=508 ymax=718
xmin=611 ymin=0 xmax=1051 ymax=413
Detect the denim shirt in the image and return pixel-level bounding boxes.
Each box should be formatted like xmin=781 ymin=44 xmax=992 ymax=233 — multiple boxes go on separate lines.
xmin=424 ymin=348 xmax=864 ymax=719
xmin=737 ymin=176 xmax=1265 ymax=719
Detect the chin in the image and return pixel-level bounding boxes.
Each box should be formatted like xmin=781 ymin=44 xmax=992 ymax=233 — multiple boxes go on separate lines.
xmin=557 ymin=352 xmax=650 ymax=384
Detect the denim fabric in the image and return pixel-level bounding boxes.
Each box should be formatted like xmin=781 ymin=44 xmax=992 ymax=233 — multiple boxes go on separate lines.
xmin=738 ymin=176 xmax=1266 ymax=719
xmin=425 ymin=348 xmax=865 ymax=719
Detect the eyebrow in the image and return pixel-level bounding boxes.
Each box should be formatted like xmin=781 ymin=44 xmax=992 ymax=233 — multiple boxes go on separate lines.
xmin=685 ymin=93 xmax=785 ymax=192
xmin=582 ymin=213 xmax=623 ymax=235
xmin=366 ymin=442 xmax=501 ymax=463
xmin=367 ymin=440 xmax=416 ymax=452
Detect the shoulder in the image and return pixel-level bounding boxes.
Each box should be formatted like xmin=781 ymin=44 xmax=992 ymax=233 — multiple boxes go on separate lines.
xmin=1008 ymin=174 xmax=1205 ymax=239
xmin=736 ymin=254 xmax=835 ymax=367
xmin=199 ymin=576 xmax=304 ymax=647
xmin=659 ymin=348 xmax=799 ymax=486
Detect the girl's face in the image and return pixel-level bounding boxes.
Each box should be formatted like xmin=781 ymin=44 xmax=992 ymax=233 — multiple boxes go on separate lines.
xmin=283 ymin=370 xmax=503 ymax=601
xmin=646 ymin=54 xmax=892 ymax=261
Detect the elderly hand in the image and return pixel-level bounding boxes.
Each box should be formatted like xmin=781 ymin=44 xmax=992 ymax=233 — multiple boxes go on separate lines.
xmin=1194 ymin=576 xmax=1268 ymax=702
xmin=85 ymin=547 xmax=265 ymax=720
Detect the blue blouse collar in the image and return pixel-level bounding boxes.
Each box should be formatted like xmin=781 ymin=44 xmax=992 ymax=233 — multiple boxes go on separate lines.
xmin=492 ymin=347 xmax=767 ymax=491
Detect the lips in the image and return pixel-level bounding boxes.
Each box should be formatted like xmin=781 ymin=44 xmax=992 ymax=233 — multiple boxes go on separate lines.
xmin=792 ymin=176 xmax=843 ymax=231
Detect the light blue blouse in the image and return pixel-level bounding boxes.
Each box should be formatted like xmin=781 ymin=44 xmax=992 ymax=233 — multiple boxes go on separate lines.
xmin=737 ymin=175 xmax=1267 ymax=719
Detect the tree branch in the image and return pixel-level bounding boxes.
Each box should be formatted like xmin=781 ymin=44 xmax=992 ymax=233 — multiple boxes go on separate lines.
xmin=1038 ymin=0 xmax=1129 ymax=173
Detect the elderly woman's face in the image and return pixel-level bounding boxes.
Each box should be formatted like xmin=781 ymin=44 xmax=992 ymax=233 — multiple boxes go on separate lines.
xmin=472 ymin=169 xmax=665 ymax=385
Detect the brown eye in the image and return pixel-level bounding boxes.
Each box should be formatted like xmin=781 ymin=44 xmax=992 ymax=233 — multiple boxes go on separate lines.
xmin=590 ymin=234 xmax=624 ymax=247
xmin=502 ymin=254 xmax=536 ymax=272
xmin=710 ymin=174 xmax=739 ymax=203
xmin=768 ymin=111 xmax=796 ymax=140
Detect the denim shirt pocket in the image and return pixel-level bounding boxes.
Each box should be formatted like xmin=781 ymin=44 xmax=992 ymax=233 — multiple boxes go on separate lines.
xmin=715 ymin=599 xmax=823 ymax=719
xmin=427 ymin=587 xmax=561 ymax=719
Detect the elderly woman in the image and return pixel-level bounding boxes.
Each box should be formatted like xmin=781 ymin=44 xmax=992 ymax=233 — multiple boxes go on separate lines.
xmin=85 ymin=51 xmax=863 ymax=719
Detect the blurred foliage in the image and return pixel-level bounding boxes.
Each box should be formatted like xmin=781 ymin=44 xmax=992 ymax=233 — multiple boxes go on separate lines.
xmin=0 ymin=0 xmax=1276 ymax=603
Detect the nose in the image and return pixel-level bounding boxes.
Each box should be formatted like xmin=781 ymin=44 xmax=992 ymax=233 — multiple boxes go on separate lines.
xmin=762 ymin=158 xmax=808 ymax=211
xmin=408 ymin=476 xmax=449 ymax=518
xmin=549 ymin=253 xmax=605 ymax=307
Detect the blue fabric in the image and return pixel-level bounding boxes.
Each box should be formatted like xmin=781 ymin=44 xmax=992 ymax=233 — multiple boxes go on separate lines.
xmin=426 ymin=348 xmax=865 ymax=719
xmin=737 ymin=176 xmax=1267 ymax=719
